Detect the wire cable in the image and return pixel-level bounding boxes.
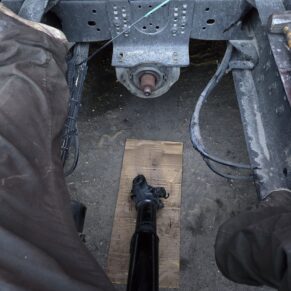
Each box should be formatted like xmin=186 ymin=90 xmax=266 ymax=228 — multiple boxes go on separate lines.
xmin=63 ymin=132 xmax=80 ymax=177
xmin=61 ymin=44 xmax=88 ymax=176
xmin=204 ymin=158 xmax=253 ymax=180
xmin=190 ymin=42 xmax=254 ymax=179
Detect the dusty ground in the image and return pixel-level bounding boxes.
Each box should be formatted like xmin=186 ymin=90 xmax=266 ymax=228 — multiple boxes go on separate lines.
xmin=66 ymin=41 xmax=272 ymax=291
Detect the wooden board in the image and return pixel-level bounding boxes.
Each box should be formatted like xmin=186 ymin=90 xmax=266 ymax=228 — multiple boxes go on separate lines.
xmin=107 ymin=139 xmax=183 ymax=288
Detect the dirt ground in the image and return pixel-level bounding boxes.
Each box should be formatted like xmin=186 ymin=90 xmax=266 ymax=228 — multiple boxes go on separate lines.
xmin=66 ymin=41 xmax=272 ymax=291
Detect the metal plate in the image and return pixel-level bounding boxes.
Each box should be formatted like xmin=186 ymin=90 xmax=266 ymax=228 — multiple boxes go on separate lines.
xmin=109 ymin=0 xmax=193 ymax=67
xmin=2 ymin=0 xmax=251 ymax=42
xmin=191 ymin=0 xmax=251 ymax=40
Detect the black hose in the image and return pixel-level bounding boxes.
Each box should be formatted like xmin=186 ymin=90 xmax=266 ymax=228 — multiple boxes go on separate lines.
xmin=190 ymin=42 xmax=254 ymax=180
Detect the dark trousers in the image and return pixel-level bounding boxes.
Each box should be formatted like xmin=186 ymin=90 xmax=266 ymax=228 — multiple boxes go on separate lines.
xmin=0 ymin=4 xmax=291 ymax=291
xmin=215 ymin=191 xmax=291 ymax=291
xmin=0 ymin=7 xmax=114 ymax=291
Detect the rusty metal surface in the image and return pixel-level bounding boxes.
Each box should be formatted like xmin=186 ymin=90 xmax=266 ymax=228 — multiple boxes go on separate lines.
xmin=139 ymin=73 xmax=156 ymax=97
xmin=269 ymin=33 xmax=291 ymax=106
xmin=233 ymin=12 xmax=291 ymax=199
xmin=269 ymin=11 xmax=291 ymax=33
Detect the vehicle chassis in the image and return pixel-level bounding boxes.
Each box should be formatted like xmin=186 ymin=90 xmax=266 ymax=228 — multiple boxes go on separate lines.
xmin=3 ymin=0 xmax=291 ymax=200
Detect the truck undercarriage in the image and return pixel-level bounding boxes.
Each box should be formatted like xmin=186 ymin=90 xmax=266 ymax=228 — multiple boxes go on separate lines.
xmin=3 ymin=0 xmax=291 ymax=200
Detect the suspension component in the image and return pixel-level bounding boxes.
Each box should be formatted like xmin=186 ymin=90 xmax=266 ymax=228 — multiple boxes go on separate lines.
xmin=116 ymin=64 xmax=180 ymax=98
xmin=127 ymin=175 xmax=169 ymax=291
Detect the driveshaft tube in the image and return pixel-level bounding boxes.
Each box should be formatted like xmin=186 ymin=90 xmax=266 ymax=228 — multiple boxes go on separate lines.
xmin=127 ymin=175 xmax=169 ymax=291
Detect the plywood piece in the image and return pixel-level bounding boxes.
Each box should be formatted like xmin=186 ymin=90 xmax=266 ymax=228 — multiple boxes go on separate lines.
xmin=107 ymin=139 xmax=183 ymax=288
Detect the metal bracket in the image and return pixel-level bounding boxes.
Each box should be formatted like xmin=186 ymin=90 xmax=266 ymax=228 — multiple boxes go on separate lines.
xmin=229 ymin=39 xmax=259 ymax=69
xmin=268 ymin=11 xmax=291 ymax=106
xmin=108 ymin=0 xmax=193 ymax=67
xmin=252 ymin=0 xmax=285 ymax=26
